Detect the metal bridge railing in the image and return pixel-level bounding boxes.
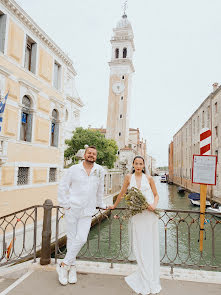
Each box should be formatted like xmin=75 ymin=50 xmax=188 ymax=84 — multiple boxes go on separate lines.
xmin=1 ymin=200 xmax=221 ymax=272
xmin=54 ymin=207 xmax=221 ymax=271
xmin=0 ymin=205 xmax=40 ymax=266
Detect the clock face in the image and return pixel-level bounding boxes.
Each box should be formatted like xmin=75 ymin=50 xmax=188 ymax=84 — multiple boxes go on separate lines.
xmin=112 ymin=82 xmax=125 ymax=95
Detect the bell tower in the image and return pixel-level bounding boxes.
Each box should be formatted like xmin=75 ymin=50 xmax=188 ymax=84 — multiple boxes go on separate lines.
xmin=106 ymin=13 xmax=135 ymax=150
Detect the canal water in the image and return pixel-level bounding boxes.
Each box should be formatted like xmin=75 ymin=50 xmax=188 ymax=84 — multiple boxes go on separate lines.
xmin=79 ymin=177 xmax=221 ymax=268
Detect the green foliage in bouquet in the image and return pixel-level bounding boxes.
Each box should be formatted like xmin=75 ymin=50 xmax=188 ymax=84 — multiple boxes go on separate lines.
xmin=124 ymin=187 xmax=160 ymax=218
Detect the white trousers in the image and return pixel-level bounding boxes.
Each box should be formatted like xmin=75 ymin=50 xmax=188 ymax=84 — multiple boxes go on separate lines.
xmin=63 ymin=208 xmax=92 ymax=266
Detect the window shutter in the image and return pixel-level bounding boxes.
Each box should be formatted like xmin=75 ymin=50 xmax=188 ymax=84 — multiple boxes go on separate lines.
xmin=54 ymin=123 xmax=59 ymax=147
xmin=0 ymin=15 xmax=7 ymax=53
xmin=26 ymin=113 xmax=33 ymax=142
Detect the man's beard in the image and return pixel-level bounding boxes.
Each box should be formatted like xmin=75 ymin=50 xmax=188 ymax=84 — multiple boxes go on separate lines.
xmin=85 ymin=158 xmax=96 ymax=163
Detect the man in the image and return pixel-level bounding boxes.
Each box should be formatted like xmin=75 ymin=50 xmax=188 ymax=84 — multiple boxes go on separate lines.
xmin=56 ymin=146 xmax=107 ymax=285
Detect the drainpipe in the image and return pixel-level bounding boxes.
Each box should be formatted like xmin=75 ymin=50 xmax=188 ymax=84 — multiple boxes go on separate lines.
xmin=210 ymin=83 xmax=218 ymax=201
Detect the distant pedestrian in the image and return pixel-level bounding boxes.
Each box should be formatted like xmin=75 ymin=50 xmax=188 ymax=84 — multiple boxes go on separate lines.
xmin=108 ymin=156 xmax=161 ymax=294
xmin=57 ymin=146 xmax=107 ymax=285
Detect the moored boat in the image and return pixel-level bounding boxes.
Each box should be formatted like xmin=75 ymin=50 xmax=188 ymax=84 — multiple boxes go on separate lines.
xmin=207 ymin=205 xmax=221 ymax=218
xmin=177 ymin=186 xmax=185 ymax=193
xmin=188 ymin=193 xmax=211 ymax=207
xmin=160 ymin=175 xmax=167 ymax=183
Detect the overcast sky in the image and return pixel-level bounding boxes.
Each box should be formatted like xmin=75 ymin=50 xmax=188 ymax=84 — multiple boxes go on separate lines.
xmin=16 ymin=0 xmax=221 ymax=166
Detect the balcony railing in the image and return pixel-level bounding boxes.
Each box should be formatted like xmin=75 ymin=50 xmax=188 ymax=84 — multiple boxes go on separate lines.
xmin=1 ymin=201 xmax=221 ymax=272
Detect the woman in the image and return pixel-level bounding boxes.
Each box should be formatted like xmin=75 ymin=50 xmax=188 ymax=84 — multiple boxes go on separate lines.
xmin=109 ymin=156 xmax=161 ymax=295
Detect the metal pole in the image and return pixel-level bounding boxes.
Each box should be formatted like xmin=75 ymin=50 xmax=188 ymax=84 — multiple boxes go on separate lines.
xmin=40 ymin=199 xmax=53 ymax=265
xmin=33 ymin=206 xmax=37 ymax=263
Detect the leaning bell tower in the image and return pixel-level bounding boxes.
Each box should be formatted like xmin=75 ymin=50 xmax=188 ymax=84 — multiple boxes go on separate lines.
xmin=106 ymin=12 xmax=135 ymax=150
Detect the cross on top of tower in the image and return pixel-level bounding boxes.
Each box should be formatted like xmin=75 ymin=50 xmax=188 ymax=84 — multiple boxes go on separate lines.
xmin=122 ymin=0 xmax=128 ymax=17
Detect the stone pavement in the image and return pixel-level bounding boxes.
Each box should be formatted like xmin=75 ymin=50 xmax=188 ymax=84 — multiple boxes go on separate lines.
xmin=0 ymin=277 xmax=16 ymax=294
xmin=2 ymin=268 xmax=221 ymax=295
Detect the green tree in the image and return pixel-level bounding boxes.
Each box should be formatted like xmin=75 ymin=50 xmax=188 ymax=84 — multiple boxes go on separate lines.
xmin=64 ymin=127 xmax=118 ymax=168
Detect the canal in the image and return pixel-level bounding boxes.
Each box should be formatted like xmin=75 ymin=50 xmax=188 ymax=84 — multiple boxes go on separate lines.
xmin=78 ymin=177 xmax=221 ymax=269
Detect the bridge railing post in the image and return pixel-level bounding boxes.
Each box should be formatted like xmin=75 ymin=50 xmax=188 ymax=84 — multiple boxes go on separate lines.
xmin=40 ymin=199 xmax=53 ymax=265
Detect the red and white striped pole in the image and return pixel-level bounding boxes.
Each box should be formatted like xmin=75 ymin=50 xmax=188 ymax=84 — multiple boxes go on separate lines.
xmin=199 ymin=127 xmax=211 ymax=252
xmin=200 ymin=128 xmax=211 ymax=155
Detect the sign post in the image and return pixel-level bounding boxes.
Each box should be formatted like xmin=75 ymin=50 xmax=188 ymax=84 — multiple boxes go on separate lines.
xmin=199 ymin=184 xmax=207 ymax=252
xmin=192 ymin=127 xmax=217 ymax=252
xmin=192 ymin=154 xmax=217 ymax=251
xmin=192 ymin=128 xmax=217 ymax=252
xmin=199 ymin=128 xmax=211 ymax=252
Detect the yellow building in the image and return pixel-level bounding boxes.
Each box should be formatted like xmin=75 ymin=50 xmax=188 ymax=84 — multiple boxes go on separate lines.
xmin=0 ymin=0 xmax=83 ymax=215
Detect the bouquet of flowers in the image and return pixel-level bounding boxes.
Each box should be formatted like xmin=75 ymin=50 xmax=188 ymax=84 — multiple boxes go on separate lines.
xmin=124 ymin=187 xmax=160 ymax=219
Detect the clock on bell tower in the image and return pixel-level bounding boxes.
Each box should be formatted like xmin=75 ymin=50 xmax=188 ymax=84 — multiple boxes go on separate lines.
xmin=106 ymin=14 xmax=135 ymax=150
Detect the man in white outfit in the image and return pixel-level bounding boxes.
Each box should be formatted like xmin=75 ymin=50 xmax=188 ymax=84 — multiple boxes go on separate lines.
xmin=56 ymin=146 xmax=107 ymax=285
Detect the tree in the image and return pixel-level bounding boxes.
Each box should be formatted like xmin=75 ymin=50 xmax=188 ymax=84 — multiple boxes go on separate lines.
xmin=64 ymin=127 xmax=118 ymax=169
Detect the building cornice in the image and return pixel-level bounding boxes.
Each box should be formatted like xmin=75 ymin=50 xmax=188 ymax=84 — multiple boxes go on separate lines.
xmin=66 ymin=95 xmax=84 ymax=108
xmin=49 ymin=96 xmax=65 ymax=107
xmin=109 ymin=59 xmax=135 ymax=73
xmin=111 ymin=37 xmax=135 ymax=51
xmin=18 ymin=78 xmax=40 ymax=93
xmin=1 ymin=0 xmax=76 ymax=72
xmin=0 ymin=65 xmax=11 ymax=77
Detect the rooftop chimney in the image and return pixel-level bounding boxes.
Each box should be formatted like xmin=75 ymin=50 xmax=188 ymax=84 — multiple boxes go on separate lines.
xmin=212 ymin=82 xmax=219 ymax=92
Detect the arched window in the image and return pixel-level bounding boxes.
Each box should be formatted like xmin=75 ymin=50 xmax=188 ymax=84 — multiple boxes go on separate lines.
xmin=51 ymin=109 xmax=59 ymax=147
xmin=20 ymin=96 xmax=32 ymax=142
xmin=115 ymin=48 xmax=119 ymax=59
xmin=65 ymin=109 xmax=68 ymax=121
xmin=123 ymin=47 xmax=127 ymax=58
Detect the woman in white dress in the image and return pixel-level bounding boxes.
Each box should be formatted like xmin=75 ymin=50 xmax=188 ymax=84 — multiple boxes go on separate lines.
xmin=109 ymin=156 xmax=161 ymax=295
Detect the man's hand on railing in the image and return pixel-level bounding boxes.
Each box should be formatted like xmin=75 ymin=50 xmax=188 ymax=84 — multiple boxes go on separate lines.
xmin=107 ymin=205 xmax=116 ymax=210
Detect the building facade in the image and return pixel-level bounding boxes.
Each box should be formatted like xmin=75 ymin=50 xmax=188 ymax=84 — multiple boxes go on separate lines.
xmin=146 ymin=154 xmax=156 ymax=176
xmin=0 ymin=0 xmax=83 ymax=215
xmin=170 ymin=83 xmax=221 ymax=202
xmin=168 ymin=141 xmax=173 ymax=183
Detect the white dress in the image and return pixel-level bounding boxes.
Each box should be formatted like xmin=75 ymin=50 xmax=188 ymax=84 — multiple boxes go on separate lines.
xmin=125 ymin=173 xmax=162 ymax=295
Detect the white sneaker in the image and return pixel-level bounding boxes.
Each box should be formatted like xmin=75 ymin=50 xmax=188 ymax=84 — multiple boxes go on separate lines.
xmin=56 ymin=263 xmax=70 ymax=285
xmin=68 ymin=265 xmax=77 ymax=284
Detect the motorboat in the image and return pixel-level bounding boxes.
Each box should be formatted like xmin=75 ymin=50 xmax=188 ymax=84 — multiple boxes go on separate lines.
xmin=177 ymin=186 xmax=185 ymax=193
xmin=207 ymin=204 xmax=221 ymax=217
xmin=188 ymin=193 xmax=211 ymax=207
xmin=160 ymin=175 xmax=167 ymax=183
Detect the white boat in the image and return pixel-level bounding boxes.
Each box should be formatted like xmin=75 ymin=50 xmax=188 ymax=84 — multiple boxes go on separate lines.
xmin=189 ymin=199 xmax=211 ymax=207
xmin=188 ymin=193 xmax=211 ymax=207
xmin=160 ymin=175 xmax=167 ymax=183
xmin=207 ymin=206 xmax=221 ymax=217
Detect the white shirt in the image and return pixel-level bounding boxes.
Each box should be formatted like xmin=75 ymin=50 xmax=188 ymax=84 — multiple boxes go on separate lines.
xmin=58 ymin=162 xmax=106 ymax=216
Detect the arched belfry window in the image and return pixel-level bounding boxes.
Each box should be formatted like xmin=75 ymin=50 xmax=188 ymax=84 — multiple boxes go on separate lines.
xmin=115 ymin=48 xmax=119 ymax=59
xmin=65 ymin=109 xmax=68 ymax=121
xmin=123 ymin=47 xmax=127 ymax=58
xmin=51 ymin=109 xmax=59 ymax=147
xmin=20 ymin=95 xmax=33 ymax=142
